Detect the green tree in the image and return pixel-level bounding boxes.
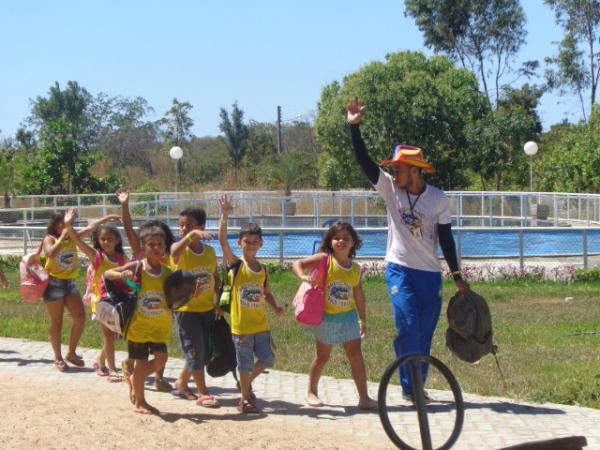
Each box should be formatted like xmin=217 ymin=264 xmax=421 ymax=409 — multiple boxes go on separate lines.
xmin=544 ymin=0 xmax=600 ymax=121
xmin=160 ymin=98 xmax=194 ymax=146
xmin=29 ymin=81 xmax=95 ymax=148
xmin=21 ymin=119 xmax=120 ymax=195
xmin=219 ymin=102 xmax=249 ymax=182
xmin=405 ymin=0 xmax=533 ymax=109
xmin=315 ymin=51 xmax=488 ymax=190
xmin=465 ymin=84 xmax=543 ymax=190
xmin=93 ymin=94 xmax=159 ymax=172
xmin=536 ymin=105 xmax=600 ymax=192
xmin=269 ymin=149 xmax=317 ymax=196
xmin=0 ymin=138 xmax=17 ymax=207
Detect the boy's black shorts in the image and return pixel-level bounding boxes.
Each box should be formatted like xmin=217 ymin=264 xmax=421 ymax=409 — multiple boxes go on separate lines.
xmin=127 ymin=341 xmax=167 ymax=360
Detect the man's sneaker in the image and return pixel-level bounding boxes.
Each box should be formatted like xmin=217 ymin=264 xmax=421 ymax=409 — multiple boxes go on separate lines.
xmin=402 ymin=390 xmax=432 ymax=404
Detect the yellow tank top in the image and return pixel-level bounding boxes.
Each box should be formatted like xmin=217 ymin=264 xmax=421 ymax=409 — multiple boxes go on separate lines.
xmin=44 ymin=238 xmax=79 ymax=280
xmin=127 ymin=263 xmax=172 ymax=344
xmin=170 ymin=244 xmax=217 ymax=313
xmin=90 ymin=252 xmax=127 ymax=313
xmin=325 ymin=257 xmax=360 ymax=314
xmin=230 ymin=260 xmax=269 ymax=336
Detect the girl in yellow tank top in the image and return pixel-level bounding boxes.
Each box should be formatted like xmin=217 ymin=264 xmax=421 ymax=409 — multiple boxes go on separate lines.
xmin=64 ymin=205 xmax=131 ymax=381
xmin=292 ymin=221 xmax=377 ymax=410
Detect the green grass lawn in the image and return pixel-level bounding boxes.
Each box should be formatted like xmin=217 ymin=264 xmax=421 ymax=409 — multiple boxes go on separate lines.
xmin=1 ymin=267 xmax=599 ymax=408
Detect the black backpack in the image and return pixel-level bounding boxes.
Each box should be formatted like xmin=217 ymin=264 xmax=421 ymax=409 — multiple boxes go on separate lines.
xmin=206 ymin=316 xmax=238 ymax=379
xmin=446 ymin=289 xmax=497 ymax=363
xmin=98 ymin=262 xmax=142 ymax=337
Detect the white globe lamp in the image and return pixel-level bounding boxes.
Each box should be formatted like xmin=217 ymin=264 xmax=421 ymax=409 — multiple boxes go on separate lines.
xmin=523 ymin=141 xmax=538 ymax=156
xmin=169 ymin=146 xmax=183 ymax=192
xmin=169 ymin=146 xmax=183 ymax=160
xmin=523 ymin=141 xmax=538 ymax=192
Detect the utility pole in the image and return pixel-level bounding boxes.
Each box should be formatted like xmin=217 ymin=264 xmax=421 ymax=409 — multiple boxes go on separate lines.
xmin=277 ymin=105 xmax=282 ymax=154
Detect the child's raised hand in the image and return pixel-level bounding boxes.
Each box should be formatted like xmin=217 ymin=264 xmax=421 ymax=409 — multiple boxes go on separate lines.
xmin=116 ymin=188 xmax=130 ymax=205
xmin=191 ymin=230 xmax=213 ymax=241
xmin=347 ymin=98 xmax=365 ymax=125
xmin=64 ymin=209 xmax=77 ymax=227
xmin=218 ymin=195 xmax=234 ymax=217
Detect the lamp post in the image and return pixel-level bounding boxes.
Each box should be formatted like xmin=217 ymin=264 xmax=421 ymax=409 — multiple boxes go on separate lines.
xmin=523 ymin=141 xmax=538 ymax=192
xmin=169 ymin=146 xmax=183 ymax=192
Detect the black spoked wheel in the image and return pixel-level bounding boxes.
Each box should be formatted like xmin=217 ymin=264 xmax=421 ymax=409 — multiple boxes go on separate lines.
xmin=378 ymin=355 xmax=464 ymax=450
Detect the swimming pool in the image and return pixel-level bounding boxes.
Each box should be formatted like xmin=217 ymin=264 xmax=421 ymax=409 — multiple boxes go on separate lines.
xmin=214 ymin=229 xmax=600 ymax=259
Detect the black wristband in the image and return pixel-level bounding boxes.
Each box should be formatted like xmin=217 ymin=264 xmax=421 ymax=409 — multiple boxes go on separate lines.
xmin=452 ymin=271 xmax=462 ymax=281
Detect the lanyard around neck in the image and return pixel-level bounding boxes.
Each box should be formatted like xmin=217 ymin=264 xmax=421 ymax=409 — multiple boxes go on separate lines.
xmin=406 ymin=190 xmax=423 ymax=217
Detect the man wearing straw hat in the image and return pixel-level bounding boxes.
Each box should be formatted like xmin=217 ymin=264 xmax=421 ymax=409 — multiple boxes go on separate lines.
xmin=347 ymin=99 xmax=469 ymax=402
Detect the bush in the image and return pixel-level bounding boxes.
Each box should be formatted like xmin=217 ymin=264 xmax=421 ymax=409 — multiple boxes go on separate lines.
xmin=574 ymin=267 xmax=600 ymax=283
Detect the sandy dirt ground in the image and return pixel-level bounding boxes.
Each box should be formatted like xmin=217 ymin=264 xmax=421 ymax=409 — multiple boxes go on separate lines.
xmin=0 ymin=371 xmax=371 ymax=450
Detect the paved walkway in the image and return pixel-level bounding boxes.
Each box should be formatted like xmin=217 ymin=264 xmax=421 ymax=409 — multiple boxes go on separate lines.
xmin=0 ymin=336 xmax=598 ymax=449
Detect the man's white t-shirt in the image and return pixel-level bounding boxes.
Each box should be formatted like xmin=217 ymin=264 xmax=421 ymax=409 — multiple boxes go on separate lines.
xmin=375 ymin=170 xmax=451 ymax=273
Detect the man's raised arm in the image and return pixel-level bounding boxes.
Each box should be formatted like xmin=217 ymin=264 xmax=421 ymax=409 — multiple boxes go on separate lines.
xmin=347 ymin=99 xmax=380 ymax=185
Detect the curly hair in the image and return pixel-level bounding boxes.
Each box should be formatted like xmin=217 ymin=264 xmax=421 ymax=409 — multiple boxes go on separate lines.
xmin=179 ymin=207 xmax=207 ymax=227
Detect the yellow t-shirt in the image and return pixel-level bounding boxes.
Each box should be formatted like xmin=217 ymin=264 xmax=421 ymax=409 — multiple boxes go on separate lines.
xmin=230 ymin=260 xmax=269 ymax=336
xmin=44 ymin=238 xmax=79 ymax=280
xmin=90 ymin=252 xmax=127 ymax=313
xmin=170 ymin=244 xmax=217 ymax=313
xmin=324 ymin=257 xmax=360 ymax=314
xmin=127 ymin=264 xmax=172 ymax=344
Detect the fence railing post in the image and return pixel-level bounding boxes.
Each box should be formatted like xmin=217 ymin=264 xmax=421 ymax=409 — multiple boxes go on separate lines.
xmin=351 ymin=197 xmax=355 ymax=226
xmin=279 ymin=230 xmax=284 ymax=265
xmin=583 ymin=228 xmax=589 ymax=269
xmin=23 ymin=210 xmax=28 ymax=255
xmin=519 ymin=229 xmax=524 ymax=270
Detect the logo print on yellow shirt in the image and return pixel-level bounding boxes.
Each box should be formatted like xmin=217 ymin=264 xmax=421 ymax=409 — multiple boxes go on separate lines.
xmin=191 ymin=268 xmax=212 ymax=294
xmin=240 ymin=283 xmax=263 ymax=310
xmin=328 ymin=282 xmax=352 ymax=308
xmin=139 ymin=291 xmax=164 ymax=317
xmin=59 ymin=250 xmax=74 ymax=269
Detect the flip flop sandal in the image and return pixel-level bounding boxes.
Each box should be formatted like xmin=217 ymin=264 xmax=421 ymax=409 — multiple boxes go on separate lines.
xmin=196 ymin=395 xmax=220 ymax=408
xmin=93 ymin=362 xmax=109 ymax=377
xmin=155 ymin=378 xmax=173 ymax=392
xmin=54 ymin=360 xmax=68 ymax=372
xmin=237 ymin=399 xmax=259 ymax=414
xmin=107 ymin=373 xmax=123 ymax=383
xmin=171 ymin=389 xmax=198 ymax=401
xmin=65 ymin=355 xmax=85 ymax=367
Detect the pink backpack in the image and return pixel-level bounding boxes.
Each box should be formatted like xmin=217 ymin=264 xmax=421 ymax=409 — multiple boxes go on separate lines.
xmin=19 ymin=246 xmax=49 ymax=304
xmin=293 ymin=254 xmax=329 ymax=326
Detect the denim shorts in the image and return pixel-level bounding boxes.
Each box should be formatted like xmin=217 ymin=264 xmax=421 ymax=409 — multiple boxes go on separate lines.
xmin=43 ymin=276 xmax=80 ymax=303
xmin=127 ymin=341 xmax=168 ymax=360
xmin=176 ymin=311 xmax=214 ymax=371
xmin=232 ymin=331 xmax=276 ymax=373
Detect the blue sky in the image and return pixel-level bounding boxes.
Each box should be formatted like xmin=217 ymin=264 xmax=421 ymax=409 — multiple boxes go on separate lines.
xmin=0 ymin=1 xmax=582 ymax=140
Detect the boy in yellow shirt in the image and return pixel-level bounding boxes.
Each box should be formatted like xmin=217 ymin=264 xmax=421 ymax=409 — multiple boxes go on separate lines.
xmin=105 ymin=225 xmax=172 ymax=415
xmin=218 ymin=195 xmax=284 ymax=414
xmin=170 ymin=207 xmax=221 ymax=407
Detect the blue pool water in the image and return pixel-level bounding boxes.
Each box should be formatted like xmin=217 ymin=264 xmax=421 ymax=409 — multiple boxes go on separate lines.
xmin=214 ymin=230 xmax=600 ymax=259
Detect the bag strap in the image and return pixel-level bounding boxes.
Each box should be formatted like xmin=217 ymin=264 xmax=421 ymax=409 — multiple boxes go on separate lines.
xmin=315 ymin=253 xmax=330 ymax=290
xmin=35 ymin=239 xmax=44 ymax=257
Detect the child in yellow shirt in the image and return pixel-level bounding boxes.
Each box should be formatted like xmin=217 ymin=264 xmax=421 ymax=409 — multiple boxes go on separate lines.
xmin=170 ymin=207 xmax=221 ymax=407
xmin=218 ymin=195 xmax=284 ymax=414
xmin=105 ymin=225 xmax=172 ymax=415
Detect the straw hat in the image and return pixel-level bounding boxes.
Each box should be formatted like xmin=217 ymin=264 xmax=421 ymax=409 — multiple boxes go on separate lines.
xmin=378 ymin=144 xmax=436 ymax=173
